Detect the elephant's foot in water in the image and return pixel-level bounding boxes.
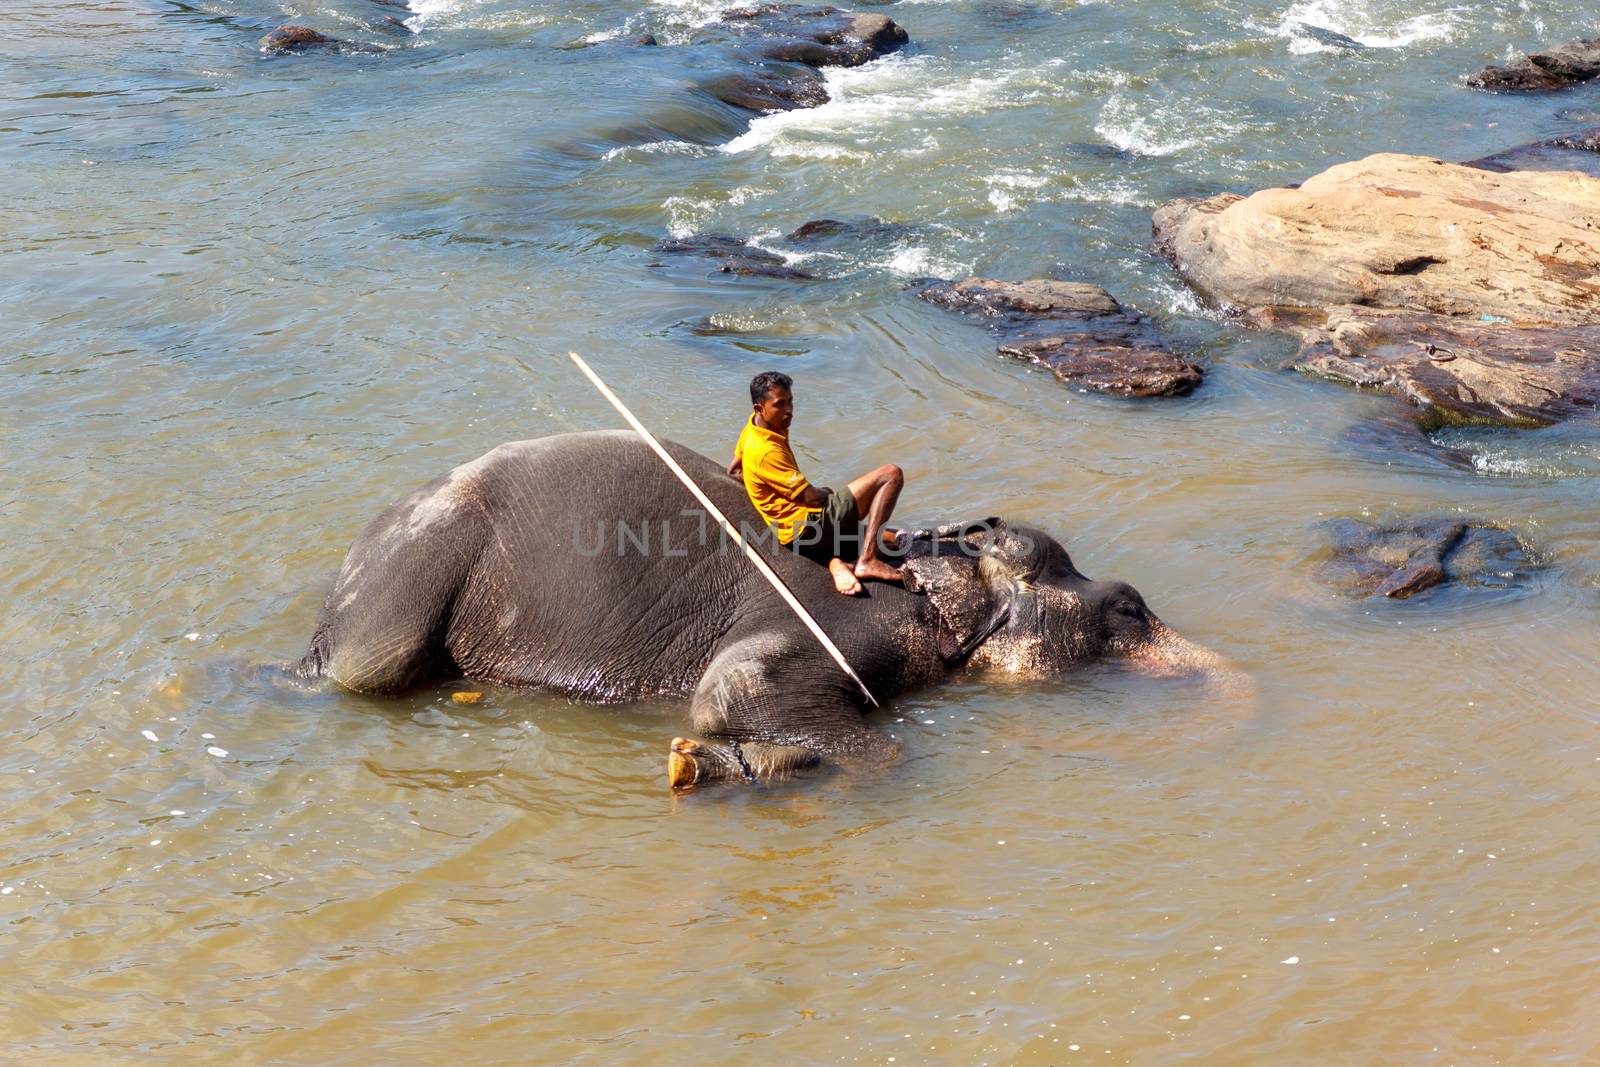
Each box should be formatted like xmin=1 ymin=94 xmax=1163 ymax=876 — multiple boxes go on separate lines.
xmin=668 ymin=737 xmax=822 ymax=791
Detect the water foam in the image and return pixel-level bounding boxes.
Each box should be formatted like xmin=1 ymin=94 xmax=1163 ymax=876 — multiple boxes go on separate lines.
xmin=1094 ymin=91 xmax=1240 ymax=158
xmin=1431 ymin=422 xmax=1600 ymax=480
xmin=1270 ymin=0 xmax=1464 ymax=54
xmin=405 ymin=0 xmax=550 ymax=32
xmin=721 ymin=54 xmax=1048 ymax=157
xmin=601 ymin=140 xmax=713 ymax=162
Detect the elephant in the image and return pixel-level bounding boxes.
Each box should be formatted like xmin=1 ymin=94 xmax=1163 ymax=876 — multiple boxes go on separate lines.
xmin=297 ymin=431 xmax=1229 ymax=789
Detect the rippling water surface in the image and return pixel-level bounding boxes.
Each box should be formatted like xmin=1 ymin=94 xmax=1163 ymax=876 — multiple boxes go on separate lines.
xmin=5 ymin=0 xmax=1599 ymax=1062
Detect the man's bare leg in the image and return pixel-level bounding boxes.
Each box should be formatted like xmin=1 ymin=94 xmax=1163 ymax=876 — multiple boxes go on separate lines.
xmin=847 ymin=463 xmax=905 ymax=583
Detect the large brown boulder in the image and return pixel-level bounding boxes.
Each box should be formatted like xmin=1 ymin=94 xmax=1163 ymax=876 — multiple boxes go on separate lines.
xmin=1466 ymin=38 xmax=1600 ymax=92
xmin=1152 ymin=153 xmax=1600 ymax=324
xmin=917 ymin=278 xmax=1203 ymax=398
xmin=1152 ymin=153 xmax=1600 ymax=427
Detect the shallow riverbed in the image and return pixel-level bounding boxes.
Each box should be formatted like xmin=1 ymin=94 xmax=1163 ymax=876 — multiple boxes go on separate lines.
xmin=4 ymin=0 xmax=1599 ymax=1062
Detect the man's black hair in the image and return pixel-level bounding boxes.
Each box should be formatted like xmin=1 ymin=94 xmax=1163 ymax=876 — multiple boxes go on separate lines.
xmin=749 ymin=370 xmax=793 ymax=405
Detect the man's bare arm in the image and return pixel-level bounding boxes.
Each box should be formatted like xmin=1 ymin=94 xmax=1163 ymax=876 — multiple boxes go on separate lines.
xmin=796 ymin=483 xmax=828 ymax=508
xmin=727 ymin=457 xmax=742 ymax=480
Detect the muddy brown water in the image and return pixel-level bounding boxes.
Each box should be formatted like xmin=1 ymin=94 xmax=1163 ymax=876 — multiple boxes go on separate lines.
xmin=4 ymin=0 xmax=1599 ymax=1063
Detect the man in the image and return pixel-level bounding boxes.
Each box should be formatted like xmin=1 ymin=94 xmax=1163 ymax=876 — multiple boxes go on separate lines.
xmin=728 ymin=371 xmax=905 ymax=597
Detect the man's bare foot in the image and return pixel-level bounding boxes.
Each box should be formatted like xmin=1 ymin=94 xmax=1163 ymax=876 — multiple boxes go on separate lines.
xmin=829 ymin=558 xmax=864 ymax=596
xmin=853 ymin=557 xmax=905 ymax=584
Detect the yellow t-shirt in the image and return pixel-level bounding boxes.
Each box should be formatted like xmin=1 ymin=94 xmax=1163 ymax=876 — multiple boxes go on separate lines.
xmin=733 ymin=415 xmax=814 ymax=544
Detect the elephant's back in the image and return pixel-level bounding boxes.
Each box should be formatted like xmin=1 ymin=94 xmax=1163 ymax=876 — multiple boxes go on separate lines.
xmin=442 ymin=431 xmax=784 ymax=698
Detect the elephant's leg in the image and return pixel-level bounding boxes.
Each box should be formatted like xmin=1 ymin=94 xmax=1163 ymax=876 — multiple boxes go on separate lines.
xmin=668 ymin=737 xmax=821 ymax=790
xmin=667 ymin=636 xmax=902 ymax=791
xmin=300 ymin=485 xmax=485 ymax=694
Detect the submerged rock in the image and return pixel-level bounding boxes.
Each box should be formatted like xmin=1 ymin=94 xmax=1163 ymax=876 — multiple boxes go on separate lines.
xmin=653 ymin=234 xmax=813 ymax=280
xmin=1292 ymin=23 xmax=1366 ymax=51
xmin=1463 ymin=126 xmax=1600 ymax=178
xmin=917 ymin=278 xmax=1203 ymax=398
xmin=920 ymin=277 xmax=1122 ymax=318
xmin=1317 ymin=518 xmax=1542 ymax=600
xmin=784 ymin=216 xmax=915 ymax=245
xmin=702 ymin=68 xmax=828 ymax=111
xmin=1466 ymin=37 xmax=1600 ymax=92
xmin=1153 ymin=153 xmax=1600 ymax=427
xmin=259 ymin=25 xmax=346 ymax=52
xmin=1256 ymin=305 xmax=1600 ymax=429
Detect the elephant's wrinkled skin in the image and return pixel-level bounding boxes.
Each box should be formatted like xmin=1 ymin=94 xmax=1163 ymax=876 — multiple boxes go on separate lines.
xmin=298 ymin=431 xmax=1225 ymax=788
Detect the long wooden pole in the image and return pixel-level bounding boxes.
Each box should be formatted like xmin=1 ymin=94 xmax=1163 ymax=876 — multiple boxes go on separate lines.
xmin=568 ymin=352 xmax=879 ymax=707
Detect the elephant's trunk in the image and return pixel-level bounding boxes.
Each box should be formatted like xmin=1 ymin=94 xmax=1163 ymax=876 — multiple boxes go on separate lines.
xmin=1126 ymin=619 xmax=1254 ymax=701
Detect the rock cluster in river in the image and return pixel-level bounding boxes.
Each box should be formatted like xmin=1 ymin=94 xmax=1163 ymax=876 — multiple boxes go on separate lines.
xmin=1152 ymin=152 xmax=1600 ymax=427
xmin=1466 ymin=37 xmax=1600 ymax=92
xmin=916 ymin=278 xmax=1203 ymax=398
xmin=701 ymin=5 xmax=909 ymax=112
xmin=1317 ymin=518 xmax=1542 ymax=600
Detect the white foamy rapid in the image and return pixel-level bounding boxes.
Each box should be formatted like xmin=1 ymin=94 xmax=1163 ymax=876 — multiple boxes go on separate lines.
xmin=1094 ymin=91 xmax=1251 ymax=158
xmin=720 ymin=54 xmax=1053 ymax=157
xmin=1431 ymin=426 xmax=1600 ymax=480
xmin=644 ymin=0 xmax=737 ymax=41
xmin=600 ymin=139 xmax=713 ymax=162
xmin=1271 ymin=0 xmax=1464 ymax=54
xmin=405 ymin=0 xmax=549 ymax=32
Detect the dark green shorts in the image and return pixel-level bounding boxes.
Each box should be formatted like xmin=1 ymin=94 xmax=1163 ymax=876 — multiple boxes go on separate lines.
xmin=788 ymin=489 xmax=861 ymax=565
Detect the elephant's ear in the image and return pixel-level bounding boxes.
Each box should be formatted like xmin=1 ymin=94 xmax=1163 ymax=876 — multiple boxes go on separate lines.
xmin=902 ymin=517 xmax=1006 ymax=562
xmin=944 ymin=526 xmax=1036 ymax=664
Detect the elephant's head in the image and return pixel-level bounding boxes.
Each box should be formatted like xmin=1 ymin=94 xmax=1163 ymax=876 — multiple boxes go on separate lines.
xmin=906 ymin=520 xmax=1230 ymax=681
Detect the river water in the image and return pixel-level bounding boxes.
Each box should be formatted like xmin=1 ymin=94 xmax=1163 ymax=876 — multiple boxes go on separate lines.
xmin=4 ymin=0 xmax=1600 ymax=1062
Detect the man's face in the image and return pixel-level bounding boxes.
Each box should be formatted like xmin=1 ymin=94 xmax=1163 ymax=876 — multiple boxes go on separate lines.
xmin=754 ymin=385 xmax=794 ymax=435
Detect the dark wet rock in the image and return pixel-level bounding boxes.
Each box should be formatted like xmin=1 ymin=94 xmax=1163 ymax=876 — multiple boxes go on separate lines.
xmin=259 ymin=25 xmax=346 ymax=52
xmin=1293 ymin=23 xmax=1365 ymax=51
xmin=690 ymin=5 xmax=905 ymax=118
xmin=920 ymin=277 xmax=1123 ymax=318
xmin=995 ymin=335 xmax=1205 ymax=397
xmin=720 ymin=5 xmax=909 ymax=68
xmin=783 ymin=216 xmax=914 ymax=245
xmin=917 ymin=278 xmax=1203 ymax=398
xmin=654 ymin=234 xmax=814 ymax=280
xmin=564 ymin=30 xmax=660 ymax=51
xmin=1254 ymin=304 xmax=1600 ymax=429
xmin=702 ymin=68 xmax=829 ymax=111
xmin=1467 ymin=38 xmax=1600 ymax=92
xmin=1317 ymin=518 xmax=1543 ymax=600
xmin=1463 ymin=126 xmax=1600 ymax=178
